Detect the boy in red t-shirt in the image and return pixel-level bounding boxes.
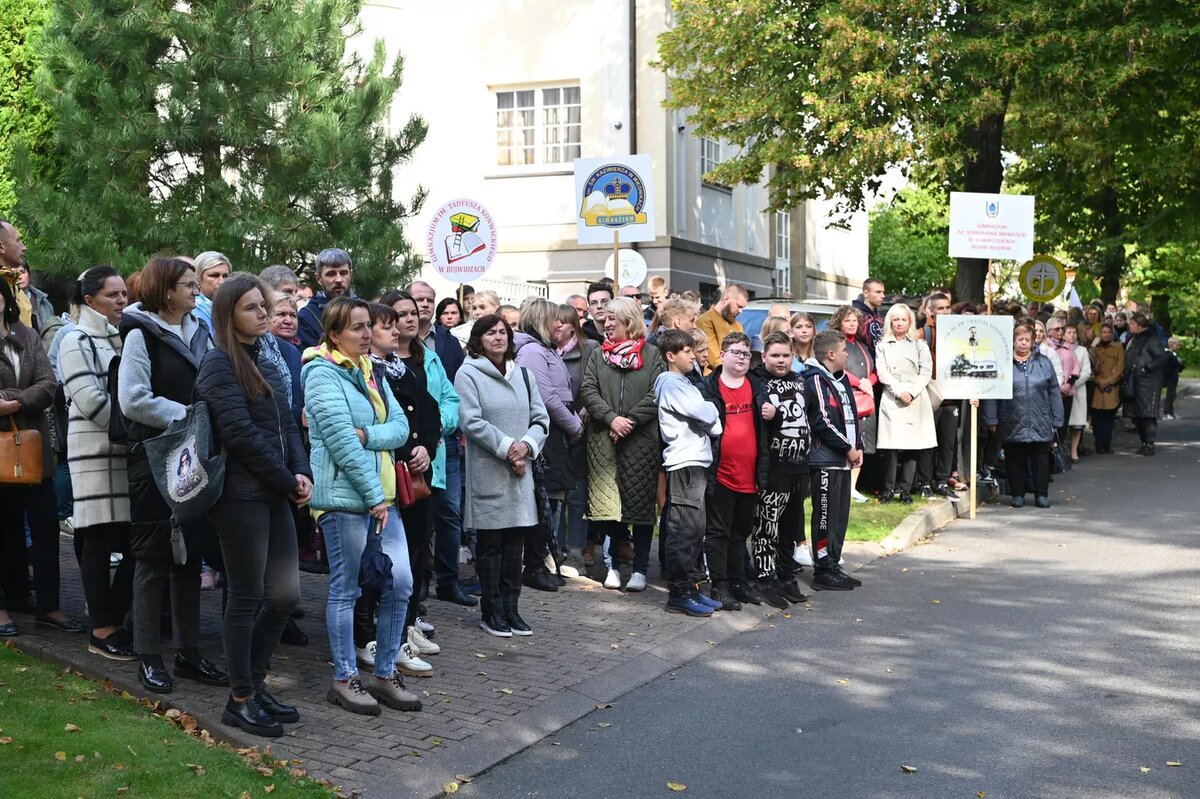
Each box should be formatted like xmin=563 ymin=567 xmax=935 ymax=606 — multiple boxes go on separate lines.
xmin=700 ymin=332 xmax=771 ymax=610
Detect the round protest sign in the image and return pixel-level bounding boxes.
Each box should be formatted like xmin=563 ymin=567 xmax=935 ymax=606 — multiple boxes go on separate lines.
xmin=425 ymin=199 xmax=498 ymax=282
xmin=1018 ymin=255 xmax=1066 ymax=303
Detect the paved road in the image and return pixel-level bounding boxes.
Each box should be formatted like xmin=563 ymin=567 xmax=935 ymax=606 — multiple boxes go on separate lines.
xmin=459 ymin=398 xmax=1200 ymax=799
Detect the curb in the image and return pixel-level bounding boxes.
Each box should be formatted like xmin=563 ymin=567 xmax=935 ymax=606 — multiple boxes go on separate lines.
xmin=878 ymin=492 xmax=970 ymax=555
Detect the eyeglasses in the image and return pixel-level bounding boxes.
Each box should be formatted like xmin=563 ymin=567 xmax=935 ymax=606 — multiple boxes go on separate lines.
xmin=723 ymin=349 xmax=751 ymax=359
xmin=175 ymin=281 xmax=199 ymax=291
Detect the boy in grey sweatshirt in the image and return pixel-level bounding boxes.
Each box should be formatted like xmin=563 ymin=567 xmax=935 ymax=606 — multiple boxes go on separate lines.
xmin=654 ymin=329 xmax=723 ymax=617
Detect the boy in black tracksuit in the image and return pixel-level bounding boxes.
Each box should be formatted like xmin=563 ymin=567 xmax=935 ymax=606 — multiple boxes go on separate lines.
xmin=701 ymin=331 xmax=771 ymax=611
xmin=803 ymin=330 xmax=864 ymax=591
xmin=749 ymin=332 xmax=812 ymax=609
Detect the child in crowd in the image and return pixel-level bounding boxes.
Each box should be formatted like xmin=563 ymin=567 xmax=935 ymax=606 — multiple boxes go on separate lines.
xmin=1163 ymin=337 xmax=1184 ymax=419
xmin=749 ymin=332 xmax=812 ymax=609
xmin=702 ymin=331 xmax=770 ymax=610
xmin=654 ymin=329 xmax=724 ymax=617
xmin=804 ymin=330 xmax=863 ymax=591
xmin=690 ymin=329 xmax=709 ymax=383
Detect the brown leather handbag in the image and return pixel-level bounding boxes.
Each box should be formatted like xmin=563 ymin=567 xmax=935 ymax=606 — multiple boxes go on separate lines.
xmin=0 ymin=416 xmax=43 ymax=485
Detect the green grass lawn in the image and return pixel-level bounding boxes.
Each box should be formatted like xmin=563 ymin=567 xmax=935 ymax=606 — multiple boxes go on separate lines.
xmin=838 ymin=495 xmax=936 ymax=542
xmin=0 ymin=643 xmax=336 ymax=799
xmin=1181 ymin=366 xmax=1200 ymax=380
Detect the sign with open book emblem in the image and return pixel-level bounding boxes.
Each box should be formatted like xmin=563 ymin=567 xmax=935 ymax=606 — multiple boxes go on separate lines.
xmin=425 ymin=198 xmax=498 ymax=282
xmin=574 ymin=155 xmax=656 ymax=244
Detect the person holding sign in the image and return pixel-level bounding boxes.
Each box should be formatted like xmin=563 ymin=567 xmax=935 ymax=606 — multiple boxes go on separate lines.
xmin=874 ymin=304 xmax=936 ymax=504
xmin=982 ymin=322 xmax=1063 ymax=508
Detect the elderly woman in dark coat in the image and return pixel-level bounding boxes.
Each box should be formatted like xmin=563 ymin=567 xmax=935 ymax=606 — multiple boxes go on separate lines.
xmin=1122 ymin=312 xmax=1167 ymax=456
xmin=580 ymin=297 xmax=664 ymax=593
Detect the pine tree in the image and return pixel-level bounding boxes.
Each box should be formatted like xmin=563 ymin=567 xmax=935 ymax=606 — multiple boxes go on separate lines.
xmin=16 ymin=0 xmax=427 ymax=295
xmin=0 ymin=0 xmax=54 ymax=221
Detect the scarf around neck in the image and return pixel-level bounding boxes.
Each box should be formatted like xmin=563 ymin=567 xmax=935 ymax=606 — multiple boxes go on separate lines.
xmin=601 ymin=337 xmax=645 ymax=370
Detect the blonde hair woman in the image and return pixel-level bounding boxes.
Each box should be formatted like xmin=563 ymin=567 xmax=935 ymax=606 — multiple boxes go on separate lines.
xmin=874 ymin=303 xmax=936 ymax=503
xmin=789 ymin=312 xmax=816 ymax=372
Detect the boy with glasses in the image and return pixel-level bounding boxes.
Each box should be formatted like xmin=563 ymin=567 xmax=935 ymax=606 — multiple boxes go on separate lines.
xmin=701 ymin=332 xmax=770 ymax=610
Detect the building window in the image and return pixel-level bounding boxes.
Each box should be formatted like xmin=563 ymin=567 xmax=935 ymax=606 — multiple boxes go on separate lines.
xmin=775 ymin=210 xmax=791 ymax=264
xmin=699 ymin=137 xmax=723 ymax=179
xmin=496 ymin=85 xmax=580 ymax=167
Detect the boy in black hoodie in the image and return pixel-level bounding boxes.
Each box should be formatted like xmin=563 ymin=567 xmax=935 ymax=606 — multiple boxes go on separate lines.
xmin=804 ymin=330 xmax=863 ymax=591
xmin=749 ymin=332 xmax=812 ymax=609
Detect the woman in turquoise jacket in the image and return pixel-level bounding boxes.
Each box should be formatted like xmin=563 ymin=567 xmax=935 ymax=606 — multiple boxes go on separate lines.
xmin=300 ymin=297 xmax=421 ymax=718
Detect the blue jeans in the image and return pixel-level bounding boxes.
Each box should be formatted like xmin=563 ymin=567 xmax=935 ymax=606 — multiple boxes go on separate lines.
xmin=320 ymin=508 xmax=411 ymax=681
xmin=55 ymin=461 xmax=74 ymax=520
xmin=563 ymin=475 xmax=589 ymax=552
xmin=433 ymin=437 xmax=464 ymax=587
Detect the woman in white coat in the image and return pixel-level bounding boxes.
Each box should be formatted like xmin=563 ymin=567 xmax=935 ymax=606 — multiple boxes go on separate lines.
xmin=1065 ymin=323 xmax=1092 ymax=461
xmin=875 ymin=303 xmax=937 ymax=503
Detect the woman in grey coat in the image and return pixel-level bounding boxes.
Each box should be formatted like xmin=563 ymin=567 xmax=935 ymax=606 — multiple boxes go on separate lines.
xmin=455 ymin=315 xmax=549 ymax=639
xmin=59 ymin=266 xmax=137 ymax=659
xmin=982 ymin=321 xmax=1064 ymax=509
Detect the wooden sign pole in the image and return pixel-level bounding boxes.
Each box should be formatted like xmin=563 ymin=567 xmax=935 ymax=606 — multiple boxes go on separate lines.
xmin=613 ymin=230 xmax=621 ymax=294
xmin=969 ymin=399 xmax=978 ymax=520
xmin=986 ymin=259 xmax=994 ymax=315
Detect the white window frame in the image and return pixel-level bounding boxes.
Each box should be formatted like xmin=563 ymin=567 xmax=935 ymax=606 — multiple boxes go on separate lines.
xmin=775 ymin=210 xmax=792 ymax=295
xmin=495 ymin=84 xmax=581 ymax=169
xmin=699 ymin=137 xmax=723 ymax=182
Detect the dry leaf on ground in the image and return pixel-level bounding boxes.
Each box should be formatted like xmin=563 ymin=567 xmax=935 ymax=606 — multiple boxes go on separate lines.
xmin=667 ymin=782 xmax=687 ymax=792
xmin=900 ymin=765 xmax=917 ymax=773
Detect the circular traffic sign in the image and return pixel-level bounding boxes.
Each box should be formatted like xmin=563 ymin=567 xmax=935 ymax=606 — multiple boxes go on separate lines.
xmin=1018 ymin=255 xmax=1066 ymax=302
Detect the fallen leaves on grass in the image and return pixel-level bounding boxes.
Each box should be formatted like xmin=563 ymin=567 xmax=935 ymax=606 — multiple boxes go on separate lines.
xmin=65 ymin=723 xmax=81 ymax=733
xmin=54 ymin=751 xmax=67 ymax=762
xmin=186 ymin=762 xmax=206 ymax=777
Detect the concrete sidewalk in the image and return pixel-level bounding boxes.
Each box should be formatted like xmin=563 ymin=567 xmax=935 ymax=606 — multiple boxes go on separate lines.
xmin=10 ymin=503 xmax=960 ymax=798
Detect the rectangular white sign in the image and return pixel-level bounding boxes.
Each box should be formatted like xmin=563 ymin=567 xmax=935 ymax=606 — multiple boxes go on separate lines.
xmin=948 ymin=192 xmax=1035 ymax=262
xmin=934 ymin=314 xmax=1014 ymax=400
xmin=573 ymin=155 xmax=656 ymax=245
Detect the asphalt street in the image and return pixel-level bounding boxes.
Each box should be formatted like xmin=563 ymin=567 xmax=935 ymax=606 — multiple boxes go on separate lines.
xmin=459 ymin=396 xmax=1200 ymax=799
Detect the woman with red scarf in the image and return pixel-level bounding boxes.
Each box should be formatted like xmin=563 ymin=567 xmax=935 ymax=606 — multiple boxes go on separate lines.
xmin=832 ymin=306 xmax=877 ymax=503
xmin=580 ymin=297 xmax=664 ymax=592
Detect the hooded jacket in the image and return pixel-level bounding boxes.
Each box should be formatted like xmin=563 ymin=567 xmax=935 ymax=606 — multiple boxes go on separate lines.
xmin=803 ymin=358 xmax=861 ymax=469
xmin=301 ymin=346 xmax=409 ymax=511
xmin=117 ymin=303 xmax=211 ymax=441
xmin=655 ymin=370 xmax=722 ymax=471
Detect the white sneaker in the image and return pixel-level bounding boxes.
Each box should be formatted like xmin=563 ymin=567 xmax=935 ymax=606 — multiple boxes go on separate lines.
xmin=793 ymin=545 xmax=814 ymax=567
xmin=459 ymin=545 xmax=472 ymax=564
xmin=603 ymin=568 xmax=622 ymax=589
xmin=356 ymin=641 xmax=377 ymax=668
xmin=839 ymin=556 xmax=845 ymax=565
xmin=558 ymin=564 xmax=580 ymax=579
xmin=109 ymin=552 xmax=123 ymax=568
xmin=850 ymin=489 xmax=870 ymax=504
xmin=407 ymin=625 xmax=440 ymax=656
xmin=414 ymin=616 xmax=435 ymax=636
xmin=626 ymin=572 xmax=647 ymax=592
xmin=396 ymin=642 xmax=433 ymax=678
xmin=58 ymin=517 xmax=74 ymax=535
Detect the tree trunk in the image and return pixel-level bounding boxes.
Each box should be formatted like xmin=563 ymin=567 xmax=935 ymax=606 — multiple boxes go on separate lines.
xmin=954 ymin=105 xmax=1009 ymax=305
xmin=1096 ymin=180 xmax=1124 ymax=306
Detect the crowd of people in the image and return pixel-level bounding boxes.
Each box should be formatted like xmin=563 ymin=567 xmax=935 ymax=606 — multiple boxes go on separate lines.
xmin=0 ymin=215 xmax=1185 ymax=738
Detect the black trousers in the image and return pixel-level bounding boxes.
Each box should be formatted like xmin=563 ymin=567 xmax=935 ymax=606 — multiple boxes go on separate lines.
xmin=704 ymin=482 xmax=756 ymax=585
xmin=79 ymin=522 xmax=134 ymax=630
xmin=1135 ymin=417 xmax=1157 ymax=447
xmin=211 ymin=497 xmax=299 ymax=697
xmin=132 ymin=555 xmax=202 ymax=656
xmin=1059 ymin=396 xmax=1074 ymax=445
xmin=476 ymin=526 xmax=529 ymax=618
xmin=0 ymin=478 xmax=62 ymax=614
xmin=918 ymin=403 xmax=960 ymax=485
xmin=663 ymin=467 xmax=707 ymax=595
xmin=810 ymin=468 xmax=850 ymax=574
xmin=882 ymin=449 xmax=919 ymax=494
xmin=1163 ymin=383 xmax=1178 ymax=416
xmin=1003 ymin=441 xmax=1051 ymax=498
xmin=777 ymin=475 xmax=809 ymax=580
xmin=401 ymin=497 xmax=433 ymax=627
xmin=1092 ymin=407 xmax=1117 ymax=451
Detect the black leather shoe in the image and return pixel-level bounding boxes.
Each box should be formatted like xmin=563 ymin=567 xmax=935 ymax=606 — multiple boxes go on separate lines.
xmin=933 ymin=482 xmax=956 ymax=497
xmin=255 ymin=686 xmax=299 ymax=723
xmin=878 ymin=491 xmax=896 ymax=503
xmin=89 ymin=633 xmax=137 ymax=661
xmin=222 ymin=694 xmax=283 ymax=738
xmin=36 ymin=615 xmax=87 ymax=633
xmin=435 ymin=582 xmax=479 ymax=607
xmin=140 ymin=659 xmax=174 ymax=694
xmin=505 ymin=613 xmax=533 ymax=637
xmin=899 ymin=492 xmax=913 ymax=505
xmin=174 ymin=653 xmax=229 ymax=686
xmin=522 ymin=571 xmax=559 ymax=592
xmin=1034 ymin=495 xmax=1051 ymax=509
xmin=280 ymin=618 xmax=309 ymax=646
xmin=1011 ymin=495 xmax=1026 ymax=508
xmin=919 ymin=485 xmax=935 ymax=499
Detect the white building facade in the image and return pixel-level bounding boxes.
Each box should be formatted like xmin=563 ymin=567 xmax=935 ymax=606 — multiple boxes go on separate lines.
xmin=364 ymin=0 xmax=868 ymax=303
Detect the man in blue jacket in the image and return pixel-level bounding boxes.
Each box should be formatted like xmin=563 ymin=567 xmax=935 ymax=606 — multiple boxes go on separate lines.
xmin=297 ymin=249 xmax=355 ymax=349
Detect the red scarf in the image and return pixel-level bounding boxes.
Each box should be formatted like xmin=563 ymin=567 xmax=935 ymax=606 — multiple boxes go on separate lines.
xmin=601 ymin=337 xmax=645 ymax=370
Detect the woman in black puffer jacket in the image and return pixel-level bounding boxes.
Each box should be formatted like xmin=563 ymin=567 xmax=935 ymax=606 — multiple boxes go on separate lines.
xmin=196 ymin=275 xmax=312 ymax=738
